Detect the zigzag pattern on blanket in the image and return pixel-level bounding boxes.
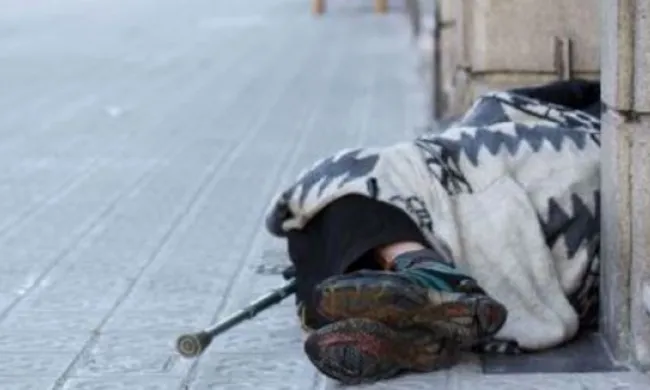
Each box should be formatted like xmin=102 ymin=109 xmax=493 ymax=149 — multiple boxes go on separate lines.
xmin=414 ymin=137 xmax=473 ymax=195
xmin=540 ymin=190 xmax=601 ymax=328
xmin=423 ymin=123 xmax=599 ymax=167
xmin=460 ymin=91 xmax=601 ymax=130
xmin=266 ymin=147 xmax=382 ymax=236
xmin=541 ymin=191 xmax=600 ymax=259
xmin=291 ymin=148 xmax=380 ymax=205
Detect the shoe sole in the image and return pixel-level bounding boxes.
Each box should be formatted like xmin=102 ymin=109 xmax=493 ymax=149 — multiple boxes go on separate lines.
xmin=304 ymin=318 xmax=457 ymax=385
xmin=315 ymin=271 xmax=507 ymax=345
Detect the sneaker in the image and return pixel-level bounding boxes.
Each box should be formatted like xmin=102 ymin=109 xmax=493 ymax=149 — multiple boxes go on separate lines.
xmin=304 ymin=317 xmax=458 ymax=384
xmin=313 ymin=249 xmax=507 ymax=347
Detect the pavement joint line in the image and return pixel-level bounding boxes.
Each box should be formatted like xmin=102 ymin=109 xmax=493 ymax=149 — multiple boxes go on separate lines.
xmin=0 ymin=159 xmax=102 ymax=237
xmin=355 ymin=47 xmax=378 ymax=148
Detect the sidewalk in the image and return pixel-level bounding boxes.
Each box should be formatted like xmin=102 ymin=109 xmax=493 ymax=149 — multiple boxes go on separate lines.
xmin=0 ymin=0 xmax=647 ymax=389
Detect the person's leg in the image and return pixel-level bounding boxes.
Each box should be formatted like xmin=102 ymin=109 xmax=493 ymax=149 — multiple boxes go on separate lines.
xmin=304 ymin=241 xmax=507 ymax=384
xmin=286 ymin=197 xmax=429 ymax=331
xmin=313 ymin=242 xmax=506 ymax=341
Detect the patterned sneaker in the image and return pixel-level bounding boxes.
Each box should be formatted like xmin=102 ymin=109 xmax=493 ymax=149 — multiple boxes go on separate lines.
xmin=313 ymin=249 xmax=507 ymax=347
xmin=304 ymin=318 xmax=458 ymax=384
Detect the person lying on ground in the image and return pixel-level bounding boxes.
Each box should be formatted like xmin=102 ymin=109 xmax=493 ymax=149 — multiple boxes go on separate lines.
xmin=264 ymin=79 xmax=601 ymax=384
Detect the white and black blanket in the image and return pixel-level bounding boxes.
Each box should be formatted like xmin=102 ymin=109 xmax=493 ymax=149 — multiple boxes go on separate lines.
xmin=265 ymin=91 xmax=600 ymax=351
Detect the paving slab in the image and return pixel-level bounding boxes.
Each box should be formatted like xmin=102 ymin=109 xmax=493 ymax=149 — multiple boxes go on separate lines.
xmin=0 ymin=0 xmax=648 ymax=389
xmin=0 ymin=1 xmax=417 ymax=389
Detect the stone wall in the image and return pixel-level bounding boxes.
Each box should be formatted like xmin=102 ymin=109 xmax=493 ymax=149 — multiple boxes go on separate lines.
xmin=600 ymin=0 xmax=650 ymax=369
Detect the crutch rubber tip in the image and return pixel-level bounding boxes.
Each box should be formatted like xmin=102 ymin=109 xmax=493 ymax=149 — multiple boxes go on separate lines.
xmin=176 ymin=331 xmax=212 ymax=358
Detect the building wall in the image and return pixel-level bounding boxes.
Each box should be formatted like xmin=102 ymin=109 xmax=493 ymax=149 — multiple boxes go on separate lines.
xmin=601 ymin=0 xmax=650 ymax=368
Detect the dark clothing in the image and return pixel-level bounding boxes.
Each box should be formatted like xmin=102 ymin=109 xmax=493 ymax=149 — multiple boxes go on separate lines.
xmin=286 ymin=195 xmax=427 ymax=329
xmin=510 ymin=79 xmax=601 ymax=118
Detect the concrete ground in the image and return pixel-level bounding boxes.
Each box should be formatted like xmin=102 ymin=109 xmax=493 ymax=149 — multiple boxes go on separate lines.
xmin=0 ymin=0 xmax=648 ymax=389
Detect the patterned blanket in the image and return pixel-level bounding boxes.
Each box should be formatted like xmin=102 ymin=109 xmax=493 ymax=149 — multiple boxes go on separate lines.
xmin=265 ymin=90 xmax=600 ymax=351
